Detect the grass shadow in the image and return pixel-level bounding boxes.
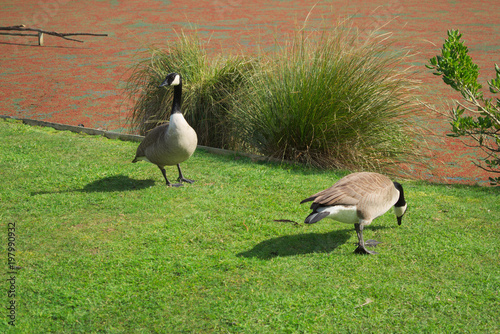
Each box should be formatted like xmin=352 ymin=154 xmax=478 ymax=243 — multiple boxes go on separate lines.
xmin=31 ymin=175 xmax=155 ymax=195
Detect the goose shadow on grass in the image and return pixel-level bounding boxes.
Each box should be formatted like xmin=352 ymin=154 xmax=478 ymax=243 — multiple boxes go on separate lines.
xmin=237 ymin=226 xmax=390 ymax=259
xmin=237 ymin=229 xmax=352 ymax=259
xmin=31 ymin=175 xmax=156 ymax=195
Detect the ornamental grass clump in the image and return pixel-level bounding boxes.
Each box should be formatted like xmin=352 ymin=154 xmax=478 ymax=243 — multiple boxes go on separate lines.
xmin=126 ymin=31 xmax=253 ymax=149
xmin=127 ymin=21 xmax=421 ymax=171
xmin=233 ymin=23 xmax=420 ymax=170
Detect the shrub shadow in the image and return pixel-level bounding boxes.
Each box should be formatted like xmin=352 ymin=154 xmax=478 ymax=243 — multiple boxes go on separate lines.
xmin=31 ymin=175 xmax=155 ymax=195
xmin=195 ymin=147 xmax=351 ymax=178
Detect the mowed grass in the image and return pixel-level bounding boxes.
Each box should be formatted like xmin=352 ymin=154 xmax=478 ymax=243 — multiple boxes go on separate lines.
xmin=1 ymin=119 xmax=499 ymax=333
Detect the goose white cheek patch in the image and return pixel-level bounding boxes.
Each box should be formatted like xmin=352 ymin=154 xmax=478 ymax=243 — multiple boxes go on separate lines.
xmin=394 ymin=204 xmax=407 ymax=217
xmin=171 ymin=74 xmax=181 ymax=86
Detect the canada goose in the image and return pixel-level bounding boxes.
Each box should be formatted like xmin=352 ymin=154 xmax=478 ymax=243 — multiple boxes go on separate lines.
xmin=132 ymin=73 xmax=198 ymax=187
xmin=300 ymin=172 xmax=407 ymax=254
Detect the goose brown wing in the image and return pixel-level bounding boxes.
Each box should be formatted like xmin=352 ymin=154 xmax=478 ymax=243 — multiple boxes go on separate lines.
xmin=300 ymin=172 xmax=394 ymax=208
xmin=310 ymin=185 xmax=360 ymax=206
xmin=300 ymin=183 xmax=359 ymax=207
xmin=134 ymin=123 xmax=169 ymax=159
xmin=353 ymin=173 xmax=395 ymax=206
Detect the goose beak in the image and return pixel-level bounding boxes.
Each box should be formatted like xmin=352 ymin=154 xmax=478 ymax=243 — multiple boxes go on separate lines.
xmin=397 ymin=216 xmax=402 ymax=226
xmin=159 ymin=79 xmax=169 ymax=88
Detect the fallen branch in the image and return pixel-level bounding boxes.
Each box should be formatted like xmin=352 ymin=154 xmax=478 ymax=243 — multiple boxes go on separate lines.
xmin=0 ymin=25 xmax=108 ymax=45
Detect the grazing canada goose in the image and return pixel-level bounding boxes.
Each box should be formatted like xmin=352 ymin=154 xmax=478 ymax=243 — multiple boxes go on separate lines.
xmin=132 ymin=73 xmax=198 ymax=187
xmin=300 ymin=172 xmax=407 ymax=254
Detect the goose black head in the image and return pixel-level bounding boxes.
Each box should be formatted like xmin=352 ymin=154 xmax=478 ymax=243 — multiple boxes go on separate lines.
xmin=393 ymin=181 xmax=407 ymax=226
xmin=159 ymin=73 xmax=181 ymax=88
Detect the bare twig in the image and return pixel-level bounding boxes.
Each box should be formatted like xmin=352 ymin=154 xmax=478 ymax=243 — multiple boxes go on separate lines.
xmin=0 ymin=25 xmax=107 ymax=44
xmin=459 ymin=87 xmax=500 ymax=128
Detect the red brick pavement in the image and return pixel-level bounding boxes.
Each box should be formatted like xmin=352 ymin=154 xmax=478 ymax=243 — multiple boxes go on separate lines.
xmin=1 ymin=0 xmax=499 ymax=184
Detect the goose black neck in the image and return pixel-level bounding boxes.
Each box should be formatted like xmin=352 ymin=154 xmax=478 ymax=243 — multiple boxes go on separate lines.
xmin=393 ymin=182 xmax=406 ymax=207
xmin=171 ymin=83 xmax=182 ymax=114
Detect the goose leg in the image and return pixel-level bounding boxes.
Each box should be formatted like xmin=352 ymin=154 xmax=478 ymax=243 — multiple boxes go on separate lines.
xmin=158 ymin=166 xmax=183 ymax=187
xmin=177 ymin=164 xmax=195 ymax=184
xmin=354 ymin=223 xmax=378 ymax=255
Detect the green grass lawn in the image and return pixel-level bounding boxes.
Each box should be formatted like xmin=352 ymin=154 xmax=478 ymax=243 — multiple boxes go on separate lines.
xmin=1 ymin=119 xmax=499 ymax=333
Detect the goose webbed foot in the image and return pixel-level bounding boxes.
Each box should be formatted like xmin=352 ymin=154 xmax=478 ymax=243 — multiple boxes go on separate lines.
xmin=178 ymin=177 xmax=195 ymax=184
xmin=159 ymin=166 xmax=183 ymax=187
xmin=176 ymin=164 xmax=195 ymax=184
xmin=354 ymin=244 xmax=378 ymax=255
xmin=354 ymin=223 xmax=378 ymax=255
xmin=365 ymin=239 xmax=381 ymax=247
xmin=167 ymin=182 xmax=184 ymax=187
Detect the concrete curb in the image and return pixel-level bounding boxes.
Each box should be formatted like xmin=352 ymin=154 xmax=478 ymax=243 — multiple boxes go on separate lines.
xmin=1 ymin=115 xmax=143 ymax=142
xmin=1 ymin=115 xmax=275 ymax=163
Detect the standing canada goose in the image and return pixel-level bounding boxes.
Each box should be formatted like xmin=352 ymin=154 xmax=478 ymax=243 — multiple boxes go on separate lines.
xmin=132 ymin=73 xmax=198 ymax=187
xmin=300 ymin=172 xmax=407 ymax=254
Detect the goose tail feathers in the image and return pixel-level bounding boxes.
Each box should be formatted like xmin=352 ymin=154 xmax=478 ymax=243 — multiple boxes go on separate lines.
xmin=304 ymin=211 xmax=329 ymax=224
xmin=300 ymin=196 xmax=315 ymax=205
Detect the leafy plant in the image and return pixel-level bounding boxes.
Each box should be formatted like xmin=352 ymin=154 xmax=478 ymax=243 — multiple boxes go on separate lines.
xmin=427 ymin=29 xmax=500 ymax=185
